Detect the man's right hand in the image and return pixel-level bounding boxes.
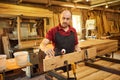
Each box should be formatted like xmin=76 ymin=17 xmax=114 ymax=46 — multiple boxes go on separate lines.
xmin=44 ymin=48 xmax=55 ymax=57
xmin=40 ymin=38 xmax=55 ymax=58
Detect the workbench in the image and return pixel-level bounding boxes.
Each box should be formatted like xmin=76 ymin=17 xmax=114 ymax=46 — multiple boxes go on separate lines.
xmin=42 ymin=39 xmax=119 ymax=80
xmin=78 ymin=39 xmax=118 ymax=56
xmin=46 ymin=39 xmax=118 ymax=56
xmin=0 ymin=58 xmax=32 ymax=80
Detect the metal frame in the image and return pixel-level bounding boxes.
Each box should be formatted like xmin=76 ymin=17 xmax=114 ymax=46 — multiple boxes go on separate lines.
xmin=85 ymin=60 xmax=120 ymax=75
xmin=96 ymin=56 xmax=120 ymax=64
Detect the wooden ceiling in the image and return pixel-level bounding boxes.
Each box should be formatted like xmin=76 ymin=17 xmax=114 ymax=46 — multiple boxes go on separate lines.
xmin=0 ymin=0 xmax=120 ymax=10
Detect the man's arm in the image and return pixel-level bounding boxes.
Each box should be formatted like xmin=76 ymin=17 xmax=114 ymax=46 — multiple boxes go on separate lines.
xmin=40 ymin=38 xmax=55 ymax=57
xmin=75 ymin=44 xmax=81 ymax=53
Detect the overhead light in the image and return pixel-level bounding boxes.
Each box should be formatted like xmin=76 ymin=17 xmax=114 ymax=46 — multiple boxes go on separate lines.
xmin=105 ymin=0 xmax=108 ymax=8
xmin=86 ymin=0 xmax=89 ymax=2
xmin=105 ymin=4 xmax=108 ymax=8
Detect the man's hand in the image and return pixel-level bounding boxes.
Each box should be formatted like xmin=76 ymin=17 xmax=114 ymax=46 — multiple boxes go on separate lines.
xmin=44 ymin=48 xmax=55 ymax=57
xmin=75 ymin=44 xmax=81 ymax=53
xmin=40 ymin=38 xmax=55 ymax=58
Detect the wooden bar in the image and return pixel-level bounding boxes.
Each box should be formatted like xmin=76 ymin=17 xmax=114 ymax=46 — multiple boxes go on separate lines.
xmin=86 ymin=47 xmax=97 ymax=59
xmin=79 ymin=39 xmax=118 ymax=56
xmin=43 ymin=51 xmax=84 ymax=72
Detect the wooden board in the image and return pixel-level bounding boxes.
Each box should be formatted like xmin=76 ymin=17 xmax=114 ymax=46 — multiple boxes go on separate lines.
xmin=62 ymin=65 xmax=99 ymax=79
xmin=2 ymin=36 xmax=11 ymax=58
xmin=61 ymin=60 xmax=120 ymax=80
xmin=43 ymin=50 xmax=84 ymax=72
xmin=104 ymin=74 xmax=120 ymax=80
xmin=86 ymin=47 xmax=97 ymax=59
xmin=79 ymin=70 xmax=112 ymax=80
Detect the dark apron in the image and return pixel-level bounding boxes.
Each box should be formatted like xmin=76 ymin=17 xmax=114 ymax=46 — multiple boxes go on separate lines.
xmin=54 ymin=31 xmax=75 ymax=56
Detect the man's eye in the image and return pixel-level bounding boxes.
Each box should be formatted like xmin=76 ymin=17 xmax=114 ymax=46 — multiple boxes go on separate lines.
xmin=62 ymin=17 xmax=65 ymax=19
xmin=66 ymin=18 xmax=70 ymax=20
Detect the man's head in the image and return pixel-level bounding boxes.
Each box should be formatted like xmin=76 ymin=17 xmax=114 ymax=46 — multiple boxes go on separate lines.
xmin=60 ymin=10 xmax=72 ymax=28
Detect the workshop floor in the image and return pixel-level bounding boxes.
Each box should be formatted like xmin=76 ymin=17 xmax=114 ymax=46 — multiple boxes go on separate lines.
xmin=14 ymin=50 xmax=120 ymax=80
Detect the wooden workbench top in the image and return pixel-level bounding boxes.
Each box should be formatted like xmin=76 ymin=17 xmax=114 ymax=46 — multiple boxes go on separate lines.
xmin=0 ymin=58 xmax=32 ymax=72
xmin=78 ymin=39 xmax=118 ymax=49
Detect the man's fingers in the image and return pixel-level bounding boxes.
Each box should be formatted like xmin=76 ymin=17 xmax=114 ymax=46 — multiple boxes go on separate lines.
xmin=45 ymin=49 xmax=55 ymax=57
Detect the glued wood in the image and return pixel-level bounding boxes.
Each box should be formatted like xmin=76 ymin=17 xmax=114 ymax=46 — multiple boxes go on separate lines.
xmin=43 ymin=51 xmax=84 ymax=72
xmin=87 ymin=47 xmax=97 ymax=59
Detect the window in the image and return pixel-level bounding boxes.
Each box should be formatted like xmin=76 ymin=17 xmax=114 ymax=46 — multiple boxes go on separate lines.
xmin=72 ymin=15 xmax=82 ymax=39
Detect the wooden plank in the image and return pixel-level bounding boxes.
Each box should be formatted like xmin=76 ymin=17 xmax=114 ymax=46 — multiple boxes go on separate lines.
xmin=62 ymin=59 xmax=120 ymax=80
xmin=79 ymin=39 xmax=118 ymax=49
xmin=97 ymin=45 xmax=118 ymax=56
xmin=79 ymin=70 xmax=112 ymax=80
xmin=87 ymin=47 xmax=97 ymax=59
xmin=2 ymin=36 xmax=11 ymax=58
xmin=96 ymin=41 xmax=117 ymax=50
xmin=110 ymin=64 xmax=120 ymax=71
xmin=61 ymin=63 xmax=89 ymax=77
xmin=0 ymin=74 xmax=3 ymax=80
xmin=104 ymin=74 xmax=120 ymax=80
xmin=43 ymin=51 xmax=84 ymax=72
xmin=62 ymin=66 xmax=98 ymax=79
xmin=94 ymin=60 xmax=113 ymax=67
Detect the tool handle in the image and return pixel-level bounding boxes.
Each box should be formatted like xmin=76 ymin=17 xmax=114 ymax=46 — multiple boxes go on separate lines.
xmin=71 ymin=63 xmax=76 ymax=73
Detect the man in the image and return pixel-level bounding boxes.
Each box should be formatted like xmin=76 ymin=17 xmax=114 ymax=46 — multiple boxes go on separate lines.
xmin=40 ymin=10 xmax=81 ymax=58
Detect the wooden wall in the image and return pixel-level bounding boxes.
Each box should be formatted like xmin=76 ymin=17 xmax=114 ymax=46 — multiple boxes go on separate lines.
xmin=0 ymin=2 xmax=120 ymax=53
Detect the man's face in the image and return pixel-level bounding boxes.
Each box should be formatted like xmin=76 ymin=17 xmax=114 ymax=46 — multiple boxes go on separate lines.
xmin=60 ymin=11 xmax=71 ymax=28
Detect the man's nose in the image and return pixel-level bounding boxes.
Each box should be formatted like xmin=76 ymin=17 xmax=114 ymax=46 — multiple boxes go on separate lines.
xmin=63 ymin=19 xmax=67 ymax=22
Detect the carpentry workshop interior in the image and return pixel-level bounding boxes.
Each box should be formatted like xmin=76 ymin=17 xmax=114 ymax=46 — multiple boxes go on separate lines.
xmin=0 ymin=0 xmax=120 ymax=80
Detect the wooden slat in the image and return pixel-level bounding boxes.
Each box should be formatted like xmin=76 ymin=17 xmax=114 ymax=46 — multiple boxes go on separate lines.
xmin=62 ymin=66 xmax=98 ymax=79
xmin=104 ymin=74 xmax=120 ymax=80
xmin=43 ymin=51 xmax=84 ymax=72
xmin=79 ymin=70 xmax=112 ymax=80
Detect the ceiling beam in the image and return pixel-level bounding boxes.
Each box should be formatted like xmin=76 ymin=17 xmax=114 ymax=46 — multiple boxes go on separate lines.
xmin=91 ymin=0 xmax=120 ymax=7
xmin=22 ymin=0 xmax=90 ymax=9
